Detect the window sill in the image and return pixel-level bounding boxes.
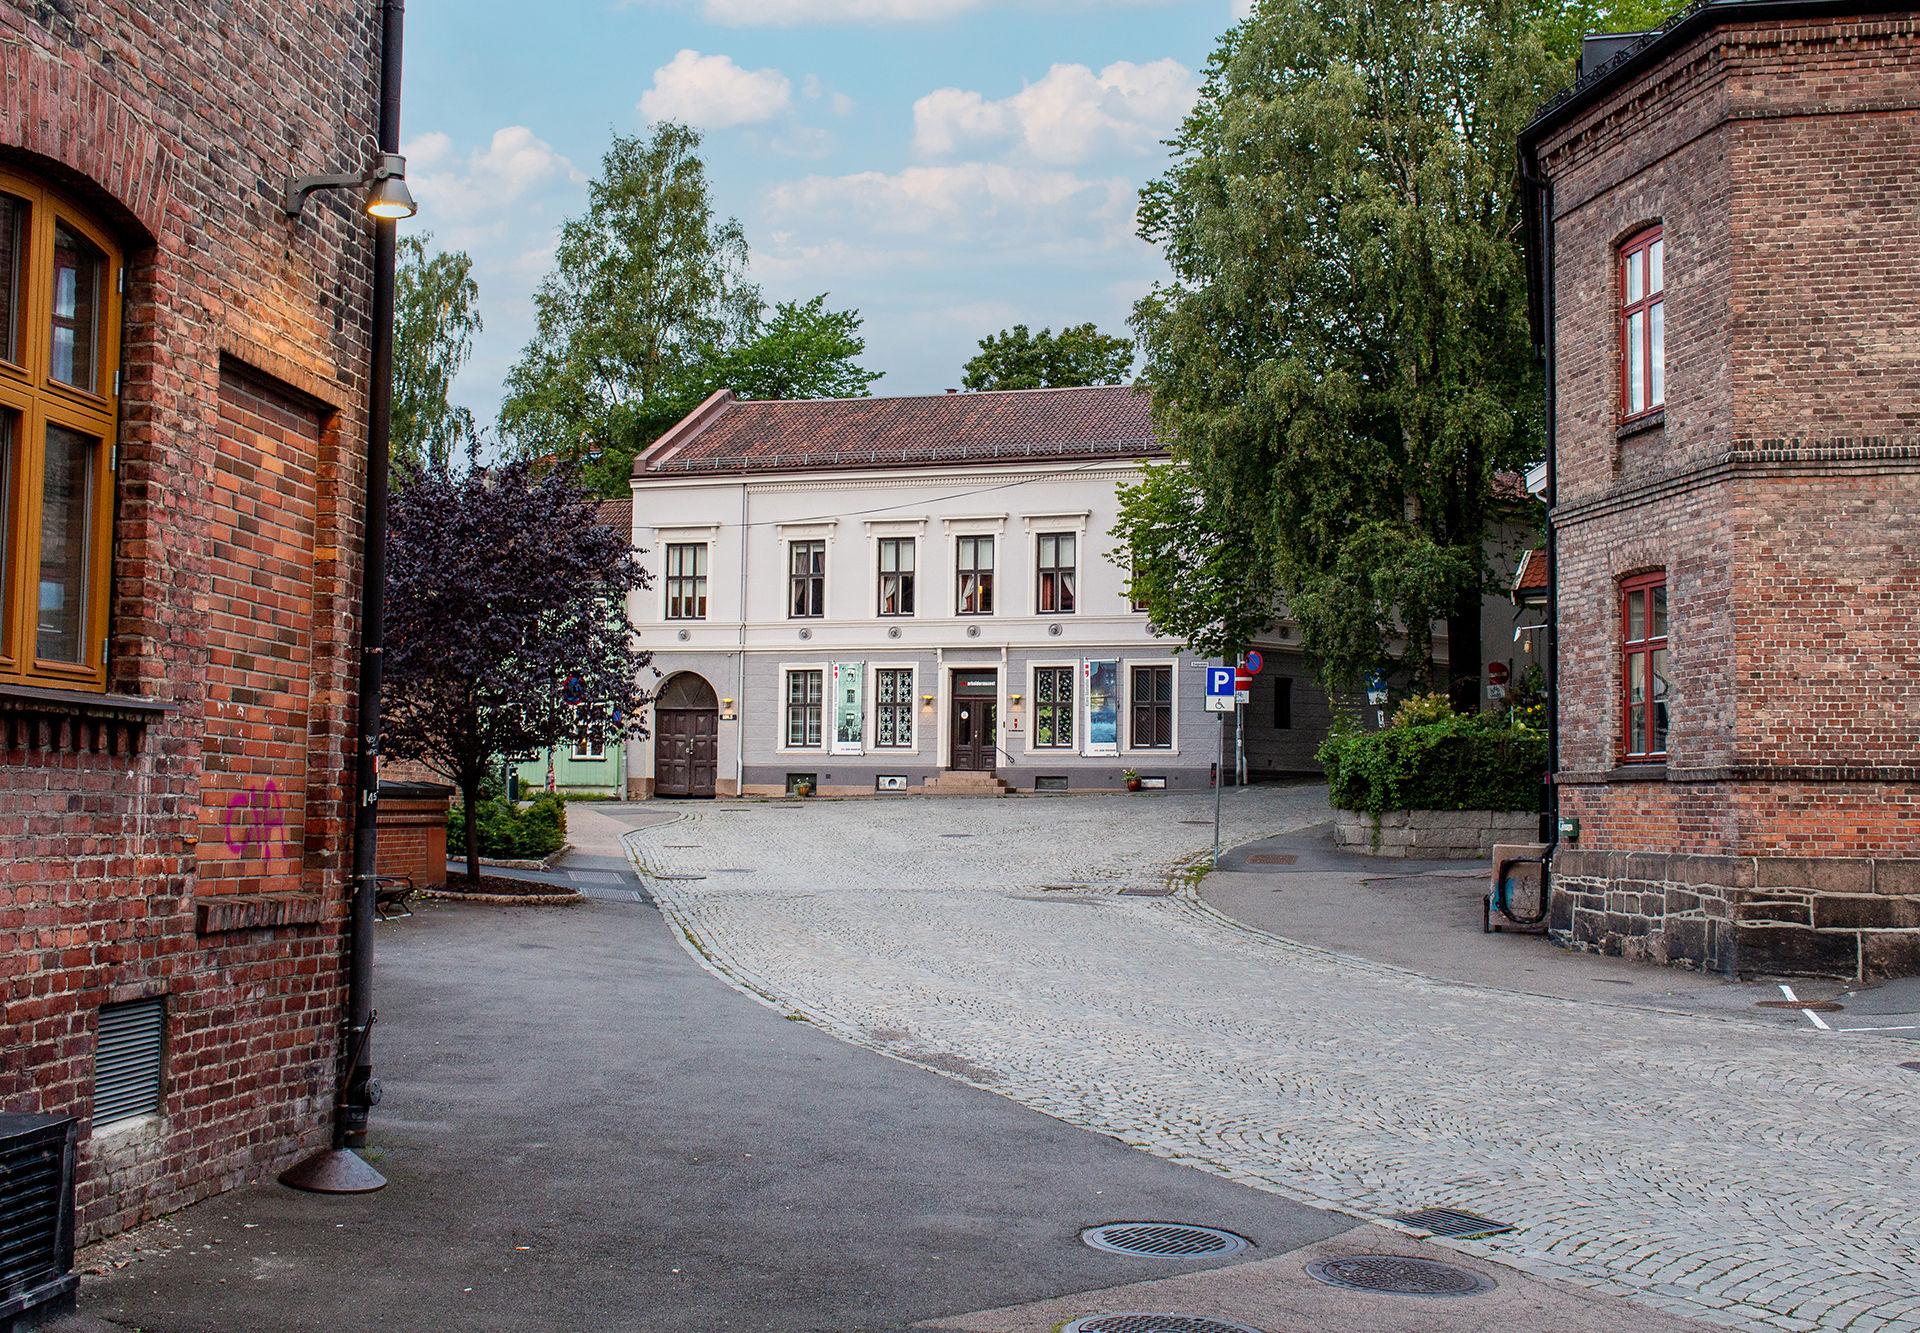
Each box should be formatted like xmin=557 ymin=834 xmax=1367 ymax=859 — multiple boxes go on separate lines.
xmin=1606 ymin=762 xmax=1667 ymax=781
xmin=1617 ymin=409 xmax=1665 ymax=440
xmin=0 ymin=680 xmax=176 ymax=754
xmin=195 ymin=892 xmax=328 ymax=934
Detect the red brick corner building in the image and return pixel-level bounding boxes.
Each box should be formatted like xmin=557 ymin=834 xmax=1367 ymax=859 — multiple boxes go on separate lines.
xmin=1 ymin=2 xmax=385 ymax=1242
xmin=1522 ymin=0 xmax=1920 ymax=977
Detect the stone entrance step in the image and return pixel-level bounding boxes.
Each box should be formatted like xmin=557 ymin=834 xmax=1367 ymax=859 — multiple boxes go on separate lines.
xmin=922 ymin=771 xmax=1011 ymax=796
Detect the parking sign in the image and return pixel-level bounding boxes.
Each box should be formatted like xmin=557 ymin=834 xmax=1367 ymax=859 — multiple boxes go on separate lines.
xmin=1206 ymin=666 xmax=1237 ymax=712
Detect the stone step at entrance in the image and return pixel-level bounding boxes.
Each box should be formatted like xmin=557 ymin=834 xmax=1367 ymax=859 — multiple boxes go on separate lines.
xmin=922 ymin=771 xmax=1011 ymax=797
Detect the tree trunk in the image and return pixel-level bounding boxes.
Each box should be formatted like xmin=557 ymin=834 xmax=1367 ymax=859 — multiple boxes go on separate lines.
xmin=461 ymin=773 xmax=482 ymax=884
xmin=1447 ymin=589 xmax=1482 ymax=715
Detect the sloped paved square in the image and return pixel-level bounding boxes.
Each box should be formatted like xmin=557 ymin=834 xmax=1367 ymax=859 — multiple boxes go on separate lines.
xmin=628 ymin=791 xmax=1920 ymax=1333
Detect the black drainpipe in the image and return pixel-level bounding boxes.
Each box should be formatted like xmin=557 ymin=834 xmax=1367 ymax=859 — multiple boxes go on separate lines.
xmin=1492 ymin=153 xmax=1557 ymax=932
xmin=281 ymin=0 xmax=403 ymax=1193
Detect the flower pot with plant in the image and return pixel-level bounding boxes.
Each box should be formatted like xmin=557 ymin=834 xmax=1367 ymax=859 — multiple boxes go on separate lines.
xmin=1122 ymin=768 xmax=1142 ymax=792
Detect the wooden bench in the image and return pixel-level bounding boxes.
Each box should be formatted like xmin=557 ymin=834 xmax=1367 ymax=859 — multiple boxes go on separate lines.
xmin=374 ymin=874 xmax=414 ymax=920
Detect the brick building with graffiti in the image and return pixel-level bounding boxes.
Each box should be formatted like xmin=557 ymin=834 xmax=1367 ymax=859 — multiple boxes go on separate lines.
xmin=0 ymin=0 xmax=388 ymax=1255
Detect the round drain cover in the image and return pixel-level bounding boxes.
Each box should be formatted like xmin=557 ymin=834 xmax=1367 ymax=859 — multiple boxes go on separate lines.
xmin=1063 ymin=1317 xmax=1267 ymax=1333
xmin=1306 ymin=1254 xmax=1494 ymax=1296
xmin=1081 ymin=1223 xmax=1252 ymax=1258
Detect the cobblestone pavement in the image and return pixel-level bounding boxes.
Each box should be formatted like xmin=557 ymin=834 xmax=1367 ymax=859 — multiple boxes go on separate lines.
xmin=625 ymin=790 xmax=1920 ymax=1333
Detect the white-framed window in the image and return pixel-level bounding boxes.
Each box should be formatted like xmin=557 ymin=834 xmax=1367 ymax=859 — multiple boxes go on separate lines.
xmin=1125 ymin=660 xmax=1177 ymax=751
xmin=956 ymin=535 xmax=994 ymax=615
xmin=785 ymin=668 xmax=824 ymax=748
xmin=571 ymin=740 xmax=606 ymax=761
xmin=789 ymin=540 xmax=826 ymax=619
xmin=877 ymin=537 xmax=915 ymax=617
xmin=1031 ymin=664 xmax=1075 ymax=748
xmin=665 ymin=543 xmax=707 ymax=620
xmin=873 ymin=666 xmax=915 ymax=748
xmin=1035 ymin=532 xmax=1077 ymax=614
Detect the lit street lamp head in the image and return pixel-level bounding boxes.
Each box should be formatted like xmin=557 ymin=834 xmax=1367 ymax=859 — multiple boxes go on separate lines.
xmin=282 ymin=150 xmax=417 ymax=220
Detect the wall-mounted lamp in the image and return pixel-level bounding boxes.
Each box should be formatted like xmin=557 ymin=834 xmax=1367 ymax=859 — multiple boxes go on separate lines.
xmin=283 ymin=150 xmax=418 ymax=220
xmin=1008 ymin=693 xmax=1023 ymax=705
xmin=720 ymin=698 xmax=736 ymax=720
xmin=921 ymin=694 xmax=935 ymax=708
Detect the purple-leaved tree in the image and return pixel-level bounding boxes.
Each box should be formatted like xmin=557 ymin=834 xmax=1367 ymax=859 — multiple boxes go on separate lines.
xmin=382 ymin=456 xmax=652 ymax=882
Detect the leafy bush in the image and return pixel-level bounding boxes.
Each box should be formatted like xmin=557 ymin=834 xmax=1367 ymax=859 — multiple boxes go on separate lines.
xmin=1318 ymin=711 xmax=1546 ymax=814
xmin=448 ymin=793 xmax=569 ymax=860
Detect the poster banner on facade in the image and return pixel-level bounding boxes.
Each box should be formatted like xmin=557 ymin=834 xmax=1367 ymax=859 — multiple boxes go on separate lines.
xmin=832 ymin=661 xmax=865 ymax=754
xmin=1083 ymin=659 xmax=1119 ymax=756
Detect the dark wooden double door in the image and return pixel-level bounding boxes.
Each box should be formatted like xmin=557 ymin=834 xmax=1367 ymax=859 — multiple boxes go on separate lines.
xmin=949 ymin=671 xmax=998 ymax=772
xmin=656 ymin=709 xmax=718 ymax=797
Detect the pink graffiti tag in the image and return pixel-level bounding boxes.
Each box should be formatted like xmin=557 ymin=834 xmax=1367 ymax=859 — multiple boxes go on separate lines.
xmin=224 ymin=781 xmax=289 ymax=861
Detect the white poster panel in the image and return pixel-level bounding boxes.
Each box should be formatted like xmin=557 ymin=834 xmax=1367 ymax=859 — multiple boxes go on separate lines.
xmin=832 ymin=661 xmax=865 ymax=755
xmin=1082 ymin=659 xmax=1119 ymax=757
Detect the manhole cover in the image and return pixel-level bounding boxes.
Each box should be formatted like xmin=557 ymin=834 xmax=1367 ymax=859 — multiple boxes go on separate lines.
xmin=1389 ymin=1208 xmax=1514 ymax=1239
xmin=1063 ymin=1318 xmax=1266 ymax=1333
xmin=1082 ymin=1223 xmax=1251 ymax=1258
xmin=1306 ymin=1255 xmax=1493 ymax=1296
xmin=1245 ymin=854 xmax=1298 ymax=865
xmin=1756 ymin=1000 xmax=1843 ymax=1012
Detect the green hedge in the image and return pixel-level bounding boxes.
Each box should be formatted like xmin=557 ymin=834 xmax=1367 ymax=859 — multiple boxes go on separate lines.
xmin=447 ymin=794 xmax=569 ymax=860
xmin=1318 ymin=711 xmax=1547 ymax=814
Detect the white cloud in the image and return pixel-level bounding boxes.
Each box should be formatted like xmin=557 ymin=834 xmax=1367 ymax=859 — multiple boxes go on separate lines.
xmin=802 ymin=74 xmax=857 ymax=116
xmin=690 ymin=0 xmax=980 ymax=24
xmin=766 ymin=163 xmax=1139 ymax=253
xmin=638 ymin=50 xmax=794 ymax=128
xmin=913 ymin=59 xmax=1196 ymax=165
xmin=1232 ymin=0 xmax=1256 ymax=16
xmin=402 ymin=126 xmax=583 ymax=240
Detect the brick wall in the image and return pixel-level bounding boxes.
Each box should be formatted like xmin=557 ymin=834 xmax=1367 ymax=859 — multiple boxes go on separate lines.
xmin=1534 ymin=15 xmax=1920 ymax=977
xmin=0 ymin=0 xmax=379 ymax=1239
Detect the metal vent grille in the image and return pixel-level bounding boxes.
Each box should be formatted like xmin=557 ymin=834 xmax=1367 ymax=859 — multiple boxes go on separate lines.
xmin=0 ymin=1113 xmax=78 ymax=1308
xmin=1389 ymin=1208 xmax=1515 ymax=1239
xmin=95 ymin=998 xmax=165 ymax=1126
xmin=1063 ymin=1317 xmax=1266 ymax=1333
xmin=1081 ymin=1223 xmax=1251 ymax=1258
xmin=1305 ymin=1254 xmax=1494 ymax=1296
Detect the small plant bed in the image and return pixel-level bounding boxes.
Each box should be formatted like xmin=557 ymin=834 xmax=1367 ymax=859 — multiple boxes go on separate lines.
xmin=424 ymin=874 xmax=585 ymax=905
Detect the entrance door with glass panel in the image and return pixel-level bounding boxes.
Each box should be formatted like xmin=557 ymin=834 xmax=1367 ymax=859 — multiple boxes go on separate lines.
xmin=948 ymin=670 xmax=998 ymax=771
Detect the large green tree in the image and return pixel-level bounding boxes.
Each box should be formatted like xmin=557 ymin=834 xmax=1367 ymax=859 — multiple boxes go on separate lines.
xmin=500 ymin=124 xmax=878 ymax=494
xmin=1122 ymin=0 xmax=1672 ymax=702
xmin=392 ymin=233 xmax=483 ymax=476
xmin=962 ymin=322 xmax=1134 ymax=391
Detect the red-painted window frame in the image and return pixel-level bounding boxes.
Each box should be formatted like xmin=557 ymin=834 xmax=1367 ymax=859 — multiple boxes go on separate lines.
xmin=1619 ymin=226 xmax=1664 ymax=422
xmin=1620 ymin=570 xmax=1669 ymax=761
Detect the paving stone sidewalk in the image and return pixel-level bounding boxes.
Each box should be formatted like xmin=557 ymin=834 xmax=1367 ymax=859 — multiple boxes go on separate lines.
xmin=625 ymin=790 xmax=1920 ymax=1333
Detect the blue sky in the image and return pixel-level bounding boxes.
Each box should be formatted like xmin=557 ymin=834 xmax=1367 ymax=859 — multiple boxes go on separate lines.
xmin=401 ymin=0 xmax=1250 ymax=428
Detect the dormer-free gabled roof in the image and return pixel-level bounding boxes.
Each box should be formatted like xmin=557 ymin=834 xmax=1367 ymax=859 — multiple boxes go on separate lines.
xmin=633 ymin=384 xmax=1161 ymax=478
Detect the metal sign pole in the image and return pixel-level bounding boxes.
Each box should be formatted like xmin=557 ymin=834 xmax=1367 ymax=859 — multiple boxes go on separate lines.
xmin=1214 ymin=711 xmax=1225 ymax=866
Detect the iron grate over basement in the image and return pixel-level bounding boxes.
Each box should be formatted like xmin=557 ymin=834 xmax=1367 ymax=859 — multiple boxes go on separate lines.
xmin=1388 ymin=1207 xmax=1516 ymax=1239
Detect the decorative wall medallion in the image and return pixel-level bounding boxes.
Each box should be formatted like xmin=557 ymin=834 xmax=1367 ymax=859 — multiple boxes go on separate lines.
xmin=888 ymin=626 xmax=902 ymax=639
xmin=798 ymin=628 xmax=812 ymax=640
xmin=1048 ymin=623 xmax=1063 ymax=637
xmin=966 ymin=624 xmax=982 ymax=638
xmin=677 ymin=629 xmax=691 ymax=642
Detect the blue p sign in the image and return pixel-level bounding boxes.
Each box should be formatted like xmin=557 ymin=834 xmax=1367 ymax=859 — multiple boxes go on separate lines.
xmin=1207 ymin=667 xmax=1235 ymax=696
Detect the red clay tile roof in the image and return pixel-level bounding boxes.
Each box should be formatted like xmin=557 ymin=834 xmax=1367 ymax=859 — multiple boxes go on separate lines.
xmin=636 ymin=385 xmax=1161 ymax=476
xmin=595 ymin=497 xmax=632 ymax=532
xmin=1513 ymin=547 xmax=1549 ymax=595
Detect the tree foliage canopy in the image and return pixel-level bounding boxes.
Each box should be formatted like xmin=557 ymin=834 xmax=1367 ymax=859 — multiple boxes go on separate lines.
xmin=962 ymin=322 xmax=1135 ymax=391
xmin=392 ymin=233 xmax=483 ymax=476
xmin=499 ymin=124 xmax=878 ymax=494
xmin=1121 ymin=0 xmax=1670 ymax=692
xmin=381 ymin=456 xmax=653 ymax=879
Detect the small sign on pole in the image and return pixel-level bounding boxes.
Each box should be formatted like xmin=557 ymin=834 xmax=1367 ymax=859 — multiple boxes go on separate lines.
xmin=1244 ymin=650 xmax=1264 ymax=676
xmin=1205 ymin=666 xmax=1237 ymax=713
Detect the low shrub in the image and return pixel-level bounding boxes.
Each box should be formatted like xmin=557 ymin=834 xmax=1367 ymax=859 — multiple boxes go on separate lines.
xmin=1318 ymin=709 xmax=1546 ymax=814
xmin=447 ymin=793 xmax=569 ymax=860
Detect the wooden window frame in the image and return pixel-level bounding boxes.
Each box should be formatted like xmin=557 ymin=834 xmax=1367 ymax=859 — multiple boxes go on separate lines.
xmin=665 ymin=542 xmax=707 ymax=620
xmin=0 ymin=169 xmax=121 ymax=692
xmin=955 ymin=535 xmax=993 ymax=616
xmin=876 ymin=536 xmax=915 ymax=617
xmin=1035 ymin=532 xmax=1076 ymax=615
xmin=788 ymin=539 xmax=825 ymax=620
xmin=1620 ymin=570 xmax=1669 ymax=761
xmin=1619 ymin=225 xmax=1665 ymax=423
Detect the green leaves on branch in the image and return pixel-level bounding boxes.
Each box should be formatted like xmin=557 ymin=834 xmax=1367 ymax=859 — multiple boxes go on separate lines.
xmin=393 ymin=233 xmax=483 ymax=476
xmin=1111 ymin=464 xmax=1276 ymax=660
xmin=498 ymin=124 xmax=878 ymax=496
xmin=1319 ymin=710 xmax=1547 ymax=814
xmin=963 ymin=323 xmax=1134 ymax=391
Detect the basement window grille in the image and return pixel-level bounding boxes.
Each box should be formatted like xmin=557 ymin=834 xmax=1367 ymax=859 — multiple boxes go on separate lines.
xmin=94 ymin=998 xmax=165 ymax=1126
